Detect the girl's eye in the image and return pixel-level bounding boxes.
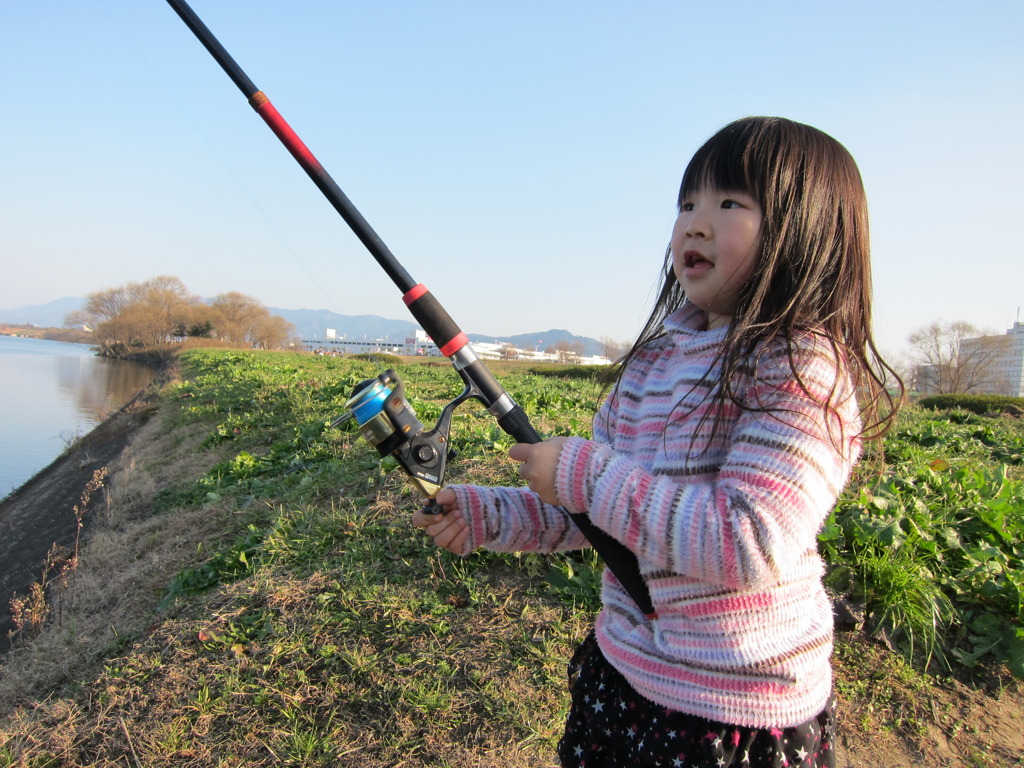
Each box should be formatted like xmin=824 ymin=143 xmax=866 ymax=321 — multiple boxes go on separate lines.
xmin=722 ymin=199 xmax=742 ymax=209
xmin=680 ymin=202 xmax=694 ymax=212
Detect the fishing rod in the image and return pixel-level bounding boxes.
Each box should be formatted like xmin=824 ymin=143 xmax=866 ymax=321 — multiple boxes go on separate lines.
xmin=164 ymin=0 xmax=655 ymax=619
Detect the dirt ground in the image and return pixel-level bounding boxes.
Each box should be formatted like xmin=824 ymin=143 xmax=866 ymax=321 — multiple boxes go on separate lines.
xmin=1 ymin=398 xmax=1023 ymax=766
xmin=832 ymin=634 xmax=1024 ymax=767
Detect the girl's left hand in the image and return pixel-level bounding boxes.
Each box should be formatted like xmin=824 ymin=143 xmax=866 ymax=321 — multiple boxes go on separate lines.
xmin=509 ymin=437 xmax=567 ymax=506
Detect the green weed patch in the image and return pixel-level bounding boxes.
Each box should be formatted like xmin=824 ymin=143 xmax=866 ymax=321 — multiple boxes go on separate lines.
xmin=826 ymin=408 xmax=1024 ymax=677
xmin=163 ymin=350 xmax=1024 ymax=681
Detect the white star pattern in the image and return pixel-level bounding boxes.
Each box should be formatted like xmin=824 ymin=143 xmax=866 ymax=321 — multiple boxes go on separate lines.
xmin=559 ymin=635 xmax=834 ymax=768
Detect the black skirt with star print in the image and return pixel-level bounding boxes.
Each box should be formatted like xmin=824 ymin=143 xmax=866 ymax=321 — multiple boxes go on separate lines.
xmin=557 ymin=632 xmax=837 ymax=768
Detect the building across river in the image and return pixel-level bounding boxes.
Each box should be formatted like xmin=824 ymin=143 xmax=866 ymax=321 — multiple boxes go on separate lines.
xmin=302 ymin=328 xmax=610 ymax=365
xmin=959 ymin=321 xmax=1024 ymax=396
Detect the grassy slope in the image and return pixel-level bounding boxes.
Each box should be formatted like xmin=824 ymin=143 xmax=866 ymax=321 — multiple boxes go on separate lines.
xmin=1 ymin=350 xmax=1022 ymax=767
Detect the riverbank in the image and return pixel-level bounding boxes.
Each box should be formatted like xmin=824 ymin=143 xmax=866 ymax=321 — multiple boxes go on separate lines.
xmin=0 ymin=324 xmax=92 ymax=345
xmin=0 ymin=386 xmax=157 ymax=653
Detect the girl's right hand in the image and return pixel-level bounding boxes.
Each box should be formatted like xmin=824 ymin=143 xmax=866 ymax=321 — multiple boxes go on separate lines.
xmin=412 ymin=487 xmax=471 ymax=555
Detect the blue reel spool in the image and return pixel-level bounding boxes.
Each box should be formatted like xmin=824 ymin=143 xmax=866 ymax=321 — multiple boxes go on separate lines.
xmin=347 ymin=380 xmax=390 ymax=426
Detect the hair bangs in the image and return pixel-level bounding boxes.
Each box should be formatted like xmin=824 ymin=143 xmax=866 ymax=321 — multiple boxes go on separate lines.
xmin=678 ymin=121 xmax=762 ymax=205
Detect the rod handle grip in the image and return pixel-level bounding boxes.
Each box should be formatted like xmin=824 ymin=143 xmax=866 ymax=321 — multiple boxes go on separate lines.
xmin=403 ymin=284 xmax=467 ymax=358
xmin=499 ymin=405 xmax=656 ymax=617
xmin=497 ymin=405 xmax=543 ymax=445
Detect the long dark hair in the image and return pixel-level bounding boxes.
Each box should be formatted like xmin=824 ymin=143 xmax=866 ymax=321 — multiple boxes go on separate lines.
xmin=613 ymin=116 xmax=902 ymax=442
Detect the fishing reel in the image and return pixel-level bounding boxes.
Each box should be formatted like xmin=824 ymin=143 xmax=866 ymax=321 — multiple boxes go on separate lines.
xmin=333 ymin=369 xmax=470 ymax=514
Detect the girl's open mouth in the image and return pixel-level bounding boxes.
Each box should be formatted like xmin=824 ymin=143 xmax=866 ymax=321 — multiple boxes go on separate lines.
xmin=683 ymin=250 xmax=713 ymax=270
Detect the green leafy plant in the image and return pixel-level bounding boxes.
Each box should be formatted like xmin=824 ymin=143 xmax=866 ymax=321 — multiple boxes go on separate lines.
xmin=826 ymin=406 xmax=1024 ymax=676
xmin=546 ymin=551 xmax=604 ymax=612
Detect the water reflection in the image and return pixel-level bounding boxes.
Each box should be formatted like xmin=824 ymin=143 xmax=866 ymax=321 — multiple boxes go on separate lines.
xmin=0 ymin=336 xmax=157 ymax=497
xmin=55 ymin=354 xmax=155 ymax=423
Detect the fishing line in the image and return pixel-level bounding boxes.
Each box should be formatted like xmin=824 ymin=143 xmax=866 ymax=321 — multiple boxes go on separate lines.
xmin=164 ymin=0 xmax=656 ymax=618
xmin=101 ymin=0 xmax=340 ymax=310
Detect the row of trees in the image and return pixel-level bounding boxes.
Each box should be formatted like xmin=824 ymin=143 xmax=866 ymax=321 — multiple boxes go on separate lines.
xmin=66 ymin=276 xmax=299 ymax=358
xmin=61 ymin=278 xmax=1014 ymax=393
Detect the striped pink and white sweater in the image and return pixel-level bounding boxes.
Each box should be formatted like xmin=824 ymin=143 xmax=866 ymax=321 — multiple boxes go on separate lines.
xmin=449 ymin=302 xmax=861 ymax=728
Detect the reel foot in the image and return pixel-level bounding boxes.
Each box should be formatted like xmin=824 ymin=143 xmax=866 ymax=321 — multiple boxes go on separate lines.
xmin=421 ymin=502 xmax=446 ymax=515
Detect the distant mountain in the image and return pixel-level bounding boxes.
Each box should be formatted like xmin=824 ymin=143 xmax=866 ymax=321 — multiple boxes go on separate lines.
xmin=0 ymin=299 xmax=606 ymax=356
xmin=271 ymin=309 xmax=605 ymax=356
xmin=271 ymin=308 xmax=419 ymax=343
xmin=0 ymin=297 xmax=83 ymax=328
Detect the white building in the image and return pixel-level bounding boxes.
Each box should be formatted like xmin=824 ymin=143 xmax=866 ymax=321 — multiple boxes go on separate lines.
xmin=302 ymin=328 xmax=611 ymax=365
xmin=960 ymin=322 xmax=1024 ymax=396
xmin=303 ymin=328 xmax=436 ymax=357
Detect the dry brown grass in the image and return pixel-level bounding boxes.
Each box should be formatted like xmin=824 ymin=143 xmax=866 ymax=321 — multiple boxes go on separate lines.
xmin=0 ymin=408 xmax=237 ymax=715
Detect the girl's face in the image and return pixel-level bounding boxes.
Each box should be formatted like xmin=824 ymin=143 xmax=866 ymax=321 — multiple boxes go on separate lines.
xmin=670 ymin=187 xmax=763 ymax=329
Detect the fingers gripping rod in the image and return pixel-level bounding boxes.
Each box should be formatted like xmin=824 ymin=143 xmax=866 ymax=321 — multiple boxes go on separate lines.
xmin=164 ymin=0 xmax=655 ymax=618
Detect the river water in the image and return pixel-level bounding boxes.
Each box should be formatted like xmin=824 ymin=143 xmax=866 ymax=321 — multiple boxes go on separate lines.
xmin=0 ymin=336 xmax=157 ymax=498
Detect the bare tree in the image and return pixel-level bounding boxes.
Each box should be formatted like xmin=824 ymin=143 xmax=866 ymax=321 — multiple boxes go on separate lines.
xmin=599 ymin=336 xmax=627 ymax=362
xmin=135 ymin=276 xmax=200 ymax=349
xmin=66 ymin=286 xmax=134 ymax=355
xmin=208 ymin=292 xmax=268 ymax=345
xmin=250 ymin=314 xmax=299 ymax=350
xmin=65 ymin=286 xmax=129 ymax=330
xmin=208 ymin=292 xmax=298 ymax=349
xmin=499 ymin=343 xmax=519 ymax=361
xmin=547 ymin=340 xmax=585 ymax=364
xmin=907 ymin=321 xmax=1012 ymax=394
xmin=67 ymin=277 xmax=195 ymax=356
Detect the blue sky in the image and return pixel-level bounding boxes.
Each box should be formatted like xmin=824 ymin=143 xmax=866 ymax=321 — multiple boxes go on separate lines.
xmin=2 ymin=1 xmax=1022 ymax=358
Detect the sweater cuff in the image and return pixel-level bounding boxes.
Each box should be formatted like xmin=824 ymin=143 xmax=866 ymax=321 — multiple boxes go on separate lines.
xmin=449 ymin=484 xmax=489 ymax=554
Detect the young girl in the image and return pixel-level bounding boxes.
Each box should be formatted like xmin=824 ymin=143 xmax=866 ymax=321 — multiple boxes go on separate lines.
xmin=413 ymin=116 xmax=900 ymax=767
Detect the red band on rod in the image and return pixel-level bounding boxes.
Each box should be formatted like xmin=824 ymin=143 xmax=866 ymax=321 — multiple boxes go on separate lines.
xmin=250 ymin=92 xmax=322 ymax=172
xmin=439 ymin=333 xmax=469 ymax=357
xmin=402 ymin=283 xmax=429 ymax=306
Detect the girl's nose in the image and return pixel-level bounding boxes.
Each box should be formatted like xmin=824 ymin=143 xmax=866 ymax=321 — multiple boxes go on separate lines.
xmin=684 ymin=211 xmax=710 ymax=239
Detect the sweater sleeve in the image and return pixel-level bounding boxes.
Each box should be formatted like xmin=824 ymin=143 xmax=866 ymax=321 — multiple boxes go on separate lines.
xmin=553 ymin=347 xmax=861 ymax=590
xmin=447 ymin=483 xmax=592 ymax=554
